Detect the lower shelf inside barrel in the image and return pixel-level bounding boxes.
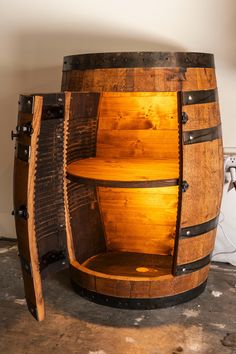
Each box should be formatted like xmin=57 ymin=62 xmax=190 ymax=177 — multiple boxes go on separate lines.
xmin=81 ymin=251 xmax=173 ymax=278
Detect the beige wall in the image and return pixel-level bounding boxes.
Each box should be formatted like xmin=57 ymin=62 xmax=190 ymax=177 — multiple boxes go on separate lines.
xmin=1 ymin=0 xmax=236 ymax=237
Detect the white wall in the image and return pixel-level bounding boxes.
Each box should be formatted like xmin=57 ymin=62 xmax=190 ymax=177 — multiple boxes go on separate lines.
xmin=1 ymin=0 xmax=236 ymax=256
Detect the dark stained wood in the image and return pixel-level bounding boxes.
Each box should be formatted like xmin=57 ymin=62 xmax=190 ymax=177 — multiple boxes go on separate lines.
xmin=34 ymin=116 xmax=68 ymax=273
xmin=64 ymin=92 xmax=107 ymax=263
xmin=67 ymin=182 xmax=106 ymax=263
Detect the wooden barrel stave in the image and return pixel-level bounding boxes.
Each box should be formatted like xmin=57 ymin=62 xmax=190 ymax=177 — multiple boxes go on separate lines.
xmin=177 ymin=229 xmax=216 ymax=265
xmin=62 ymin=67 xmax=216 ymax=92
xmin=181 ymin=138 xmax=223 ymax=227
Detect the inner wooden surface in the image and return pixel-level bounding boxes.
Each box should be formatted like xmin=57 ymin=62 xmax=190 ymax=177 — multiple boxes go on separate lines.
xmin=96 ymin=92 xmax=179 ymax=159
xmin=68 ymin=92 xmax=180 ymax=266
xmin=67 ymin=158 xmax=178 ymax=182
xmin=98 ymin=186 xmax=178 ymax=255
xmin=82 ymin=251 xmax=172 ymax=277
xmin=96 ymin=92 xmax=179 ymax=256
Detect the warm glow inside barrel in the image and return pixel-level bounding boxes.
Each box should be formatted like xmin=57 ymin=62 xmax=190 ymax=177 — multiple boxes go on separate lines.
xmin=62 ymin=52 xmax=224 ymax=308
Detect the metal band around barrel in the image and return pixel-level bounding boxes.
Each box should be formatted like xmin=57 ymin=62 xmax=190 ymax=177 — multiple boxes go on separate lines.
xmin=19 ymin=93 xmax=65 ymax=116
xmin=18 ymin=95 xmax=34 ymax=114
xmin=175 ymin=254 xmax=211 ymax=275
xmin=183 ymin=124 xmax=222 ymax=145
xmin=71 ymin=279 xmax=207 ymax=310
xmin=182 ymin=89 xmax=217 ymax=105
xmin=180 ymin=215 xmax=219 ymax=238
xmin=63 ymin=52 xmax=215 ymax=71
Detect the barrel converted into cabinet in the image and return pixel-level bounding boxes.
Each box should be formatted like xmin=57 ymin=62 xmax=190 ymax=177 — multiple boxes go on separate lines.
xmin=13 ymin=52 xmax=224 ymax=320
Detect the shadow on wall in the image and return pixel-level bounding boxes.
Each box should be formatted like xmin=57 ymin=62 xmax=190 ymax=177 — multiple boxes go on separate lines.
xmin=0 ymin=28 xmax=186 ymax=236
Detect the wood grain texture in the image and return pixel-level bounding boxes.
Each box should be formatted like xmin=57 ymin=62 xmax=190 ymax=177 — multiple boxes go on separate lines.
xmin=181 ymin=138 xmax=224 ymax=227
xmin=63 ymin=92 xmax=76 ymax=262
xmin=177 ymin=229 xmax=216 ymax=264
xmin=62 ymin=68 xmax=216 ymax=92
xmin=26 ymin=96 xmax=45 ymax=321
xmin=64 ymin=92 xmax=107 ymax=264
xmin=96 ymin=92 xmax=179 ymax=159
xmin=67 ymin=158 xmax=179 ymax=182
xmin=82 ymin=251 xmax=172 ymax=277
xmin=70 ymin=261 xmax=209 ymax=298
xmin=61 ymin=53 xmax=222 ymax=302
xmin=98 ymin=92 xmax=178 ymax=130
xmin=14 ymin=96 xmax=45 ymax=321
xmin=98 ymin=187 xmax=178 ymax=255
xmin=182 ymin=102 xmax=221 ymax=131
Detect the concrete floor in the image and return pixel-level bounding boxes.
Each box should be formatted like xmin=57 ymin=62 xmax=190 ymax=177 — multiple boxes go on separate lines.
xmin=0 ymin=241 xmax=236 ymax=354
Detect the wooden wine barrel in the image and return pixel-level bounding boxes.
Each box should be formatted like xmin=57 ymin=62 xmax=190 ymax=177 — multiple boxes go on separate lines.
xmin=12 ymin=52 xmax=223 ymax=321
xmin=62 ymin=52 xmax=224 ymax=307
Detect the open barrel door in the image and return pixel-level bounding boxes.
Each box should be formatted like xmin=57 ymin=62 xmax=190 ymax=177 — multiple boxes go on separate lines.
xmin=12 ymin=52 xmax=224 ymax=320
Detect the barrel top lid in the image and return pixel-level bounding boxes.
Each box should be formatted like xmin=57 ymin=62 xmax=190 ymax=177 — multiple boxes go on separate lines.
xmin=63 ymin=51 xmax=215 ymax=71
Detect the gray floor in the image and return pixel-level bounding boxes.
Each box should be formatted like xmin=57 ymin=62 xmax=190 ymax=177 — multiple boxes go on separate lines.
xmin=0 ymin=241 xmax=236 ymax=354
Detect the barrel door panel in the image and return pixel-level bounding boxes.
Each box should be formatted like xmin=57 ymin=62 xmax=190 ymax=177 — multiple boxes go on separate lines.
xmin=13 ymin=94 xmax=68 ymax=320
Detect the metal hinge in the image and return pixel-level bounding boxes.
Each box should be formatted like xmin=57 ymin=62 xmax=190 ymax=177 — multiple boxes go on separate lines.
xmin=181 ymin=112 xmax=188 ymax=124
xmin=42 ymin=104 xmax=64 ymax=120
xmin=18 ymin=96 xmax=34 ymax=114
xmin=11 ymin=122 xmax=34 ymax=140
xmin=26 ymin=299 xmax=38 ymax=320
xmin=19 ymin=254 xmax=32 ymax=275
xmin=12 ymin=205 xmax=28 ymax=219
xmin=181 ymin=180 xmax=189 ymax=192
xmin=40 ymin=250 xmax=67 ymax=271
xmin=17 ymin=144 xmax=31 ymax=162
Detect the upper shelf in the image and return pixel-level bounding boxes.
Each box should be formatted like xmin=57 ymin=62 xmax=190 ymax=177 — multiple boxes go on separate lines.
xmin=66 ymin=158 xmax=179 ymax=188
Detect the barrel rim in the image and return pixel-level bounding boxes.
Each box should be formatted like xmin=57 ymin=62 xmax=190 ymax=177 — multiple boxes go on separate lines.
xmin=63 ymin=51 xmax=215 ymax=71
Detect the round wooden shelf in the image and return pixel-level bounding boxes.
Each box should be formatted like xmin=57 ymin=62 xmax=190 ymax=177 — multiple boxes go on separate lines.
xmin=82 ymin=251 xmax=172 ymax=278
xmin=66 ymin=157 xmax=179 ymax=188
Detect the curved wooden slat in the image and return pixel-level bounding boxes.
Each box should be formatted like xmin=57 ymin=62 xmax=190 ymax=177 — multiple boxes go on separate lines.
xmin=71 ymin=279 xmax=207 ymax=309
xmin=177 ymin=230 xmax=216 ymax=265
xmin=182 ymin=102 xmax=221 ymax=131
xmin=180 ymin=138 xmax=224 ymax=227
xmin=70 ymin=260 xmax=209 ymax=299
xmin=62 ymin=68 xmax=216 ymax=92
xmin=14 ymin=95 xmax=45 ymax=321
